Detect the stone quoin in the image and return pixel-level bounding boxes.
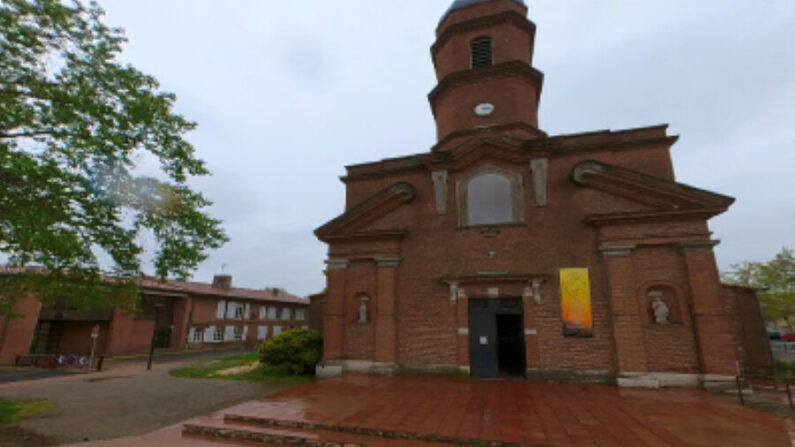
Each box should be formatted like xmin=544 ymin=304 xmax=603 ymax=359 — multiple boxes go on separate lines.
xmin=315 ymin=0 xmax=770 ymax=386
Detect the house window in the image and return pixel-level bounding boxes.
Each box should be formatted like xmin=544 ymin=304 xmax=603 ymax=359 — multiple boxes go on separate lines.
xmin=295 ymin=309 xmax=306 ymax=320
xmin=470 ymin=36 xmax=493 ymax=68
xmin=234 ymin=305 xmax=244 ymax=320
xmin=233 ymin=326 xmax=244 ymax=341
xmin=281 ymin=308 xmax=292 ymax=320
xmin=267 ymin=306 xmax=278 ymax=319
xmin=212 ymin=326 xmax=223 ymax=342
xmin=273 ymin=325 xmax=282 ymax=336
xmin=457 ymin=165 xmax=523 ymax=227
xmin=259 ymin=306 xmax=267 ymax=320
xmin=191 ymin=328 xmax=202 ymax=342
xmin=257 ymin=326 xmax=268 ymax=340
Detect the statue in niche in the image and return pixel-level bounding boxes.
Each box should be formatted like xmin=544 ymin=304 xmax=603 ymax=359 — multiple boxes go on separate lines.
xmin=651 ymin=296 xmax=670 ymax=325
xmin=358 ymin=301 xmax=368 ymax=323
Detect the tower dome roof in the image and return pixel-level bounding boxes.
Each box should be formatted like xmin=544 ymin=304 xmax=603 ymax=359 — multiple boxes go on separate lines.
xmin=440 ymin=0 xmax=526 ymax=24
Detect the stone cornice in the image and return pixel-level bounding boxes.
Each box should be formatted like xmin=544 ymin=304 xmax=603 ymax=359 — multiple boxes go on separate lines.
xmin=340 ymin=125 xmax=680 ymax=182
xmin=428 ymin=61 xmax=544 ymax=113
xmin=431 ymin=10 xmax=536 ymax=61
xmin=315 ymin=182 xmax=416 ymax=241
xmin=573 ymin=159 xmax=735 ymax=223
xmin=438 ymin=271 xmax=552 ymax=285
xmin=584 ymin=208 xmax=730 ymax=227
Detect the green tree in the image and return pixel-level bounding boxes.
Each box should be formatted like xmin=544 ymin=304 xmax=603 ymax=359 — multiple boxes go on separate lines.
xmin=725 ymin=247 xmax=795 ymax=327
xmin=0 ymin=0 xmax=228 ymax=314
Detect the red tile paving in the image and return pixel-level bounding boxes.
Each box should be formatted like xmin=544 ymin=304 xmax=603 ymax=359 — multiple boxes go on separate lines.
xmin=69 ymin=374 xmax=795 ymax=447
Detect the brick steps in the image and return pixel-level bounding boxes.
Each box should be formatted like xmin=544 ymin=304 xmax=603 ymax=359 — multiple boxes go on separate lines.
xmin=181 ymin=417 xmax=456 ymax=447
xmin=222 ymin=414 xmax=546 ymax=447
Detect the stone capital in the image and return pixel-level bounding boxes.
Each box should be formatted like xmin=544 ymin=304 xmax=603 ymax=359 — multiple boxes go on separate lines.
xmin=599 ymin=244 xmax=636 ymax=257
xmin=325 ymin=259 xmax=350 ymax=270
xmin=678 ymin=240 xmax=720 ymax=252
xmin=374 ymin=257 xmax=401 ymax=268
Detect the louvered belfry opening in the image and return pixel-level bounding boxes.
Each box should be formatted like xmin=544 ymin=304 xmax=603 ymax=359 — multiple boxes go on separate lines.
xmin=470 ymin=36 xmax=493 ymax=68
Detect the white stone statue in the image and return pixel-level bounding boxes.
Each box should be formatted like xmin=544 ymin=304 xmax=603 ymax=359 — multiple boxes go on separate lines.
xmin=358 ymin=302 xmax=368 ymax=323
xmin=651 ymin=296 xmax=670 ymax=325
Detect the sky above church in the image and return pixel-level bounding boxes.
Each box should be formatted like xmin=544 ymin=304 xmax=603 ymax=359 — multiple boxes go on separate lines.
xmin=95 ymin=0 xmax=794 ymax=296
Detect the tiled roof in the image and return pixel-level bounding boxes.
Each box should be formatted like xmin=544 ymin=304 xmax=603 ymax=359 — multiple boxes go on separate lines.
xmin=141 ymin=277 xmax=307 ymax=305
xmin=0 ymin=266 xmax=307 ymax=305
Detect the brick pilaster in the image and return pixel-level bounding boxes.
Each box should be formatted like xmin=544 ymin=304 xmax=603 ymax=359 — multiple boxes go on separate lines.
xmin=324 ymin=259 xmax=349 ymax=361
xmin=375 ymin=257 xmax=400 ymax=363
xmin=600 ymin=245 xmax=648 ymax=373
xmin=680 ymin=241 xmax=738 ymax=375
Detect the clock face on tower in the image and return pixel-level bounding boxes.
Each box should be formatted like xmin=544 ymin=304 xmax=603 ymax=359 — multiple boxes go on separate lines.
xmin=474 ymin=102 xmax=495 ymax=117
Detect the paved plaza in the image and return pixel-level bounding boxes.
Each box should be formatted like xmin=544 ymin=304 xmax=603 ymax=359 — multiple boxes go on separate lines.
xmin=69 ymin=374 xmax=794 ymax=447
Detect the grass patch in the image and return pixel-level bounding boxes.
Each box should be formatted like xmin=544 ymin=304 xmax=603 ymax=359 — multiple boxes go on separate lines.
xmin=169 ymin=352 xmax=313 ymax=385
xmin=0 ymin=399 xmax=52 ymax=425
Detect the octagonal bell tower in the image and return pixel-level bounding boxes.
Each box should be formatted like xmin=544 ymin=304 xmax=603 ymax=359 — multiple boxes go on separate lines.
xmin=430 ymin=0 xmax=545 ymax=150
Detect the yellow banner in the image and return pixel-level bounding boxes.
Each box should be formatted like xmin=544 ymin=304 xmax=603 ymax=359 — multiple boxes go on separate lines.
xmin=559 ymin=268 xmax=593 ymax=337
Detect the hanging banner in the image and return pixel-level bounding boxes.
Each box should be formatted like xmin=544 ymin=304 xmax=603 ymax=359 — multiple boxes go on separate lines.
xmin=559 ymin=268 xmax=593 ymax=337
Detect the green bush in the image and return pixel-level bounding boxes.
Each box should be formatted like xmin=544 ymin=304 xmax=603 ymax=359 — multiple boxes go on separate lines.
xmin=258 ymin=328 xmax=323 ymax=376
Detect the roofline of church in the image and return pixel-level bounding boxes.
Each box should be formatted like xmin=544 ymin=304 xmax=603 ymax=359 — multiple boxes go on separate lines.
xmin=341 ymin=124 xmax=677 ymax=182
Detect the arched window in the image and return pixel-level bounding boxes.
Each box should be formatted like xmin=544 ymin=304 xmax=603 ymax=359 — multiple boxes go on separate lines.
xmin=470 ymin=36 xmax=493 ymax=68
xmin=468 ymin=173 xmax=512 ymax=225
xmin=457 ymin=165 xmax=523 ymax=227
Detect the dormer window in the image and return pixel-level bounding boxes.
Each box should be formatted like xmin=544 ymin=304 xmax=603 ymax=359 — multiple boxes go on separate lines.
xmin=457 ymin=165 xmax=524 ymax=226
xmin=470 ymin=37 xmax=493 ymax=68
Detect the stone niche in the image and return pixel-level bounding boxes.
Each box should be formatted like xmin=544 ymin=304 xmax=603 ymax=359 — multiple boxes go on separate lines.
xmin=645 ymin=286 xmax=681 ymax=325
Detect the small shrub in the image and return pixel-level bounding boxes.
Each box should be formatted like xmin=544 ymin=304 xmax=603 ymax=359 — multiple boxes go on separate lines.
xmin=259 ymin=328 xmax=323 ymax=376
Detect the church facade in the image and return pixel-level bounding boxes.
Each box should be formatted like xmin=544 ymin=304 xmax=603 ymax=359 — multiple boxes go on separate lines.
xmin=315 ymin=0 xmax=762 ymax=386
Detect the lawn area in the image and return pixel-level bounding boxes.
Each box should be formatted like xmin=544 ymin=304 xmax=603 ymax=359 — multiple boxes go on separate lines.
xmin=170 ymin=352 xmax=314 ymax=385
xmin=0 ymin=399 xmax=52 ymax=425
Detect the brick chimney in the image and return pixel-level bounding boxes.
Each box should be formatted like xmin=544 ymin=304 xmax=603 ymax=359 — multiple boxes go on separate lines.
xmin=212 ymin=274 xmax=232 ymax=289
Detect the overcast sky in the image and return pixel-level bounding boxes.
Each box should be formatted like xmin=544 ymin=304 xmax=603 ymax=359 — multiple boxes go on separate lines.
xmin=95 ymin=0 xmax=794 ymax=297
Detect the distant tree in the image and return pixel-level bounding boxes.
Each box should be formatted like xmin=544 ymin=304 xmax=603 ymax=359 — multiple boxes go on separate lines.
xmin=0 ymin=0 xmax=228 ymax=314
xmin=264 ymin=287 xmax=284 ymax=296
xmin=724 ymin=247 xmax=795 ymax=327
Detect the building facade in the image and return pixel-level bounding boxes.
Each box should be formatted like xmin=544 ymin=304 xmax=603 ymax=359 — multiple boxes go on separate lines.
xmin=0 ymin=271 xmax=309 ymax=365
xmin=314 ymin=0 xmax=764 ymax=386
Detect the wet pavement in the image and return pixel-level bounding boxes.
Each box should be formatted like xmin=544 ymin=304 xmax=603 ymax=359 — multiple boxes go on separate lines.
xmin=0 ymin=353 xmax=288 ymax=446
xmin=66 ymin=374 xmax=795 ymax=447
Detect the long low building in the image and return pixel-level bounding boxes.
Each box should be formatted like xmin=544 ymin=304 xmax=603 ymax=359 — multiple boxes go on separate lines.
xmin=0 ymin=269 xmax=309 ymax=364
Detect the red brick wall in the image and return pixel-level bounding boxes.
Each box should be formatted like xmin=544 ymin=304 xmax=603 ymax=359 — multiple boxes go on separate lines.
xmin=58 ymin=322 xmax=109 ymax=356
xmin=722 ymin=285 xmax=773 ymax=370
xmin=0 ymin=297 xmax=41 ymax=364
xmin=106 ymin=309 xmax=154 ymax=355
xmin=309 ymin=294 xmax=326 ymax=332
xmin=324 ymin=137 xmax=738 ymax=376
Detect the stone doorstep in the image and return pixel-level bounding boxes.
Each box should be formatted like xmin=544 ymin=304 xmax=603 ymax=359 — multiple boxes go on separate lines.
xmin=223 ymin=414 xmax=542 ymax=447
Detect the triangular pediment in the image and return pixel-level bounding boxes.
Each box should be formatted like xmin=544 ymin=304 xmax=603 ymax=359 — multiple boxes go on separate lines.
xmin=437 ymin=136 xmax=527 ymax=171
xmin=314 ymin=182 xmax=416 ymax=242
xmin=572 ymin=160 xmax=734 ymax=225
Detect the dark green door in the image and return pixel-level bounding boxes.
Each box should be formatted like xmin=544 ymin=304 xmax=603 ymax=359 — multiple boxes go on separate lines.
xmin=469 ymin=298 xmax=526 ymax=378
xmin=469 ymin=299 xmax=498 ymax=378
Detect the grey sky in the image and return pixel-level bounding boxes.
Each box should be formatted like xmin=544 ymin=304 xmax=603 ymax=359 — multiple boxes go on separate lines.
xmin=96 ymin=0 xmax=794 ymax=296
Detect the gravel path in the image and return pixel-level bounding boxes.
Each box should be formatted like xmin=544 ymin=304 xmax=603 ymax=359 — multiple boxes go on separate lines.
xmin=0 ymin=358 xmax=289 ymax=446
